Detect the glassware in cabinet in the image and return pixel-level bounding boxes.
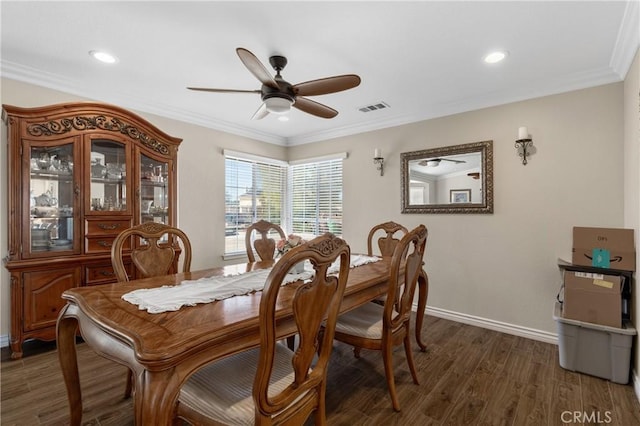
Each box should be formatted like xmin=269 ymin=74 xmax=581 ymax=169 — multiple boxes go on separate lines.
xmin=29 ymin=143 xmax=77 ymax=254
xmin=89 ymin=139 xmax=128 ymax=213
xmin=139 ymin=154 xmax=169 ymax=224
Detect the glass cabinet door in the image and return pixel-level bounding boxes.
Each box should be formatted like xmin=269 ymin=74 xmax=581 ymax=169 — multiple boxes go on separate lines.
xmin=29 ymin=143 xmax=77 ymax=254
xmin=139 ymin=154 xmax=169 ymax=224
xmin=89 ymin=139 xmax=128 ymax=213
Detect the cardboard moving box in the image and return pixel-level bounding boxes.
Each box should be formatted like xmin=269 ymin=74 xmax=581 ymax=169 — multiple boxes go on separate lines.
xmin=563 ymin=270 xmax=623 ymax=328
xmin=572 ymin=227 xmax=635 ymax=271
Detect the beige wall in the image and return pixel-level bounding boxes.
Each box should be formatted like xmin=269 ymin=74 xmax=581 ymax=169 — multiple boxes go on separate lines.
xmin=623 ymin=48 xmax=639 ymax=389
xmin=0 ymin=78 xmax=627 ymax=347
xmin=289 ymin=83 xmax=625 ymax=337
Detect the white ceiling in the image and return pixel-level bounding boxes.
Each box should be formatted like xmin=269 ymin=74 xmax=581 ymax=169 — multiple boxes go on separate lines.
xmin=1 ymin=1 xmax=638 ymax=146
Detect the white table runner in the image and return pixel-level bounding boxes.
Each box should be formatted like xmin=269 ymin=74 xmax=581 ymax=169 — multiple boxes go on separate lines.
xmin=122 ymin=255 xmax=380 ymax=313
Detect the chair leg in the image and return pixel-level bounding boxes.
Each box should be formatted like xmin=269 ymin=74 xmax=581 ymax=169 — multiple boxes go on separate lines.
xmin=124 ymin=370 xmax=133 ymax=399
xmin=353 ymin=346 xmax=361 ymax=359
xmin=315 ymin=383 xmax=327 ymax=426
xmin=382 ymin=343 xmax=400 ymax=411
xmin=404 ymin=333 xmax=420 ymax=385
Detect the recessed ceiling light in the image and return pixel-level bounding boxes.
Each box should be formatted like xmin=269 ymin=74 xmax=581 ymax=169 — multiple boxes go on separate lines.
xmin=484 ymin=51 xmax=508 ymax=64
xmin=89 ymin=50 xmax=118 ymax=64
xmin=278 ymin=116 xmax=289 ymax=122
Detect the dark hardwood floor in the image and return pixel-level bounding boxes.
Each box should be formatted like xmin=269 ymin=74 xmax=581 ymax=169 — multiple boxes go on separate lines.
xmin=2 ymin=315 xmax=639 ymax=425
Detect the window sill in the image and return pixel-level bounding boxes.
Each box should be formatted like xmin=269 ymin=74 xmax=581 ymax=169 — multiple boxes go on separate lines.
xmin=222 ymin=252 xmax=248 ymax=262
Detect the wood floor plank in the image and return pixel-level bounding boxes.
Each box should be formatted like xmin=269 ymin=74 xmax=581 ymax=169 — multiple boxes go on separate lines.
xmin=512 ymin=382 xmax=551 ymax=426
xmin=581 ymin=374 xmax=614 ymax=418
xmin=502 ymin=350 xmax=533 ymax=384
xmin=548 ymin=380 xmax=583 ymax=426
xmin=477 ymin=376 xmax=524 ymax=426
xmin=608 ymin=381 xmax=640 ymax=426
xmin=2 ymin=314 xmax=640 ymax=426
xmin=417 ymin=356 xmax=479 ymax=421
xmin=441 ymin=394 xmax=486 ymax=425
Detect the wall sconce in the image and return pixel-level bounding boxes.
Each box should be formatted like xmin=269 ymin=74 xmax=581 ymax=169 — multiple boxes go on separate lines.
xmin=515 ymin=126 xmax=533 ymax=165
xmin=373 ymin=148 xmax=384 ymax=176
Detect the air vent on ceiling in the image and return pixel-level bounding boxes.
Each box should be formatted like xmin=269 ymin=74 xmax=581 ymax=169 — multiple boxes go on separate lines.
xmin=358 ymin=101 xmax=390 ymax=113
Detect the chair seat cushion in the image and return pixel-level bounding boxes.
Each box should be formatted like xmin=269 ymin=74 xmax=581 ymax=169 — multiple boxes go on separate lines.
xmin=335 ymin=302 xmax=398 ymax=339
xmin=179 ymin=343 xmax=296 ymax=426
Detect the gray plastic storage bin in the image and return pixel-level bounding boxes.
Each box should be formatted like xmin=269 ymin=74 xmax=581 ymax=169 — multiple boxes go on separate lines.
xmin=553 ymin=302 xmax=636 ymax=384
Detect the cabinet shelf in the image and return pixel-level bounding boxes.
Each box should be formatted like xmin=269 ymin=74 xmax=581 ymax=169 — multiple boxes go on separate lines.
xmin=90 ymin=177 xmax=126 ymax=184
xmin=31 ymin=170 xmax=73 ymax=178
xmin=141 ymin=179 xmax=168 ymax=188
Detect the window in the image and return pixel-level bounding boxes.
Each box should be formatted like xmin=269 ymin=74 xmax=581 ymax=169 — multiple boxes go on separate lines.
xmin=224 ymin=152 xmax=286 ymax=255
xmin=224 ymin=151 xmax=344 ymax=257
xmin=290 ymin=157 xmax=343 ymax=241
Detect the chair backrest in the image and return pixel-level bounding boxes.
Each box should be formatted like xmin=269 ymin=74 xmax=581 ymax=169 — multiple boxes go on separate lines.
xmin=383 ymin=224 xmax=428 ymax=332
xmin=245 ymin=219 xmax=286 ymax=262
xmin=254 ymin=233 xmax=351 ymax=424
xmin=111 ymin=222 xmax=192 ymax=282
xmin=367 ymin=221 xmax=409 ymax=257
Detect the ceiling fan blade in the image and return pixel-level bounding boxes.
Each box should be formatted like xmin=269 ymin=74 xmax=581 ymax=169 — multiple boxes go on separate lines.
xmin=293 ymin=97 xmax=338 ymax=119
xmin=236 ymin=48 xmax=279 ymax=90
xmin=187 ymin=87 xmax=261 ymax=94
xmin=251 ymin=103 xmax=269 ymax=120
xmin=441 ymin=158 xmax=466 ymax=164
xmin=293 ymin=74 xmax=361 ymax=97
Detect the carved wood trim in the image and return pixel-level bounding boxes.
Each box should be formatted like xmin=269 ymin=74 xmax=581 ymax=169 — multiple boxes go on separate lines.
xmin=26 ymin=115 xmax=170 ymax=155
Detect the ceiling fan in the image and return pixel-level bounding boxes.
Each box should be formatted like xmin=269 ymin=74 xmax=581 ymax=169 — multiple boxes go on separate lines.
xmin=418 ymin=158 xmax=467 ymax=167
xmin=187 ymin=48 xmax=361 ymax=120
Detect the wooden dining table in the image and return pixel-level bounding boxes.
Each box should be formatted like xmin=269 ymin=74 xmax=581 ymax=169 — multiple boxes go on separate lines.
xmin=57 ymin=257 xmax=428 ymax=425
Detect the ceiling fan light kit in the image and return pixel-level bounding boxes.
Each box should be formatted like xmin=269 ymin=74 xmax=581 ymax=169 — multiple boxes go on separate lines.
xmin=188 ymin=47 xmax=361 ymax=120
xmin=264 ymin=96 xmax=293 ymax=114
xmin=418 ymin=157 xmax=467 ymax=167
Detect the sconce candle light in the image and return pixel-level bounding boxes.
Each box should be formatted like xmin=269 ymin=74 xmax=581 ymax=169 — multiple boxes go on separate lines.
xmin=373 ymin=148 xmax=384 ymax=176
xmin=515 ymin=126 xmax=533 ymax=165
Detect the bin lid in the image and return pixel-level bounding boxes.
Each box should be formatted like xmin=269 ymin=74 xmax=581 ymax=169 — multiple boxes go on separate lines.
xmin=553 ymin=302 xmax=637 ymax=335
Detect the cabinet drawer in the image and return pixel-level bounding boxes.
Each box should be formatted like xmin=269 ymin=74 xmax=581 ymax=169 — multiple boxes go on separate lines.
xmin=85 ymin=219 xmax=132 ymax=236
xmin=85 ymin=236 xmax=130 ymax=253
xmin=85 ymin=262 xmax=133 ymax=285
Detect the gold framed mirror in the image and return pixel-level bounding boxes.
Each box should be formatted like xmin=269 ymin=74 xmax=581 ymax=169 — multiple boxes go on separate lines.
xmin=401 ymin=140 xmax=493 ymax=214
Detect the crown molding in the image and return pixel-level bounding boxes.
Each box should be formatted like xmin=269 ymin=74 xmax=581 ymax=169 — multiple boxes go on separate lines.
xmin=610 ymin=0 xmax=640 ymax=79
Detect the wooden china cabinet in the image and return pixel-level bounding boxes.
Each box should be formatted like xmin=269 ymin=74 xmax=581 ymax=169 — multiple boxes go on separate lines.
xmin=2 ymin=102 xmax=182 ymax=359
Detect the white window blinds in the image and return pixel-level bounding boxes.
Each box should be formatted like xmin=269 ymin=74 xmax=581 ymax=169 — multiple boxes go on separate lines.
xmin=290 ymin=158 xmax=343 ymax=240
xmin=224 ymin=154 xmax=286 ymax=255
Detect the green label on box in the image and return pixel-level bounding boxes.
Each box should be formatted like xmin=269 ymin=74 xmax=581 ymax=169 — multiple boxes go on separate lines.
xmin=592 ymin=248 xmax=610 ymax=268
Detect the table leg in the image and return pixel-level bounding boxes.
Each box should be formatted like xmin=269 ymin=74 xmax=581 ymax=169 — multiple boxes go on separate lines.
xmin=415 ymin=269 xmax=429 ymax=352
xmin=57 ymin=304 xmax=83 ymax=426
xmin=134 ymin=368 xmax=181 ymax=425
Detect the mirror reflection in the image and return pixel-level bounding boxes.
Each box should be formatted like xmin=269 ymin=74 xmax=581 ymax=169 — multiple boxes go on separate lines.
xmin=401 ymin=140 xmax=493 ymax=214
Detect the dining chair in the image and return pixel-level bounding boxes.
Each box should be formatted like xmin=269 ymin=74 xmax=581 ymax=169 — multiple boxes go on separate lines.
xmin=245 ymin=219 xmax=286 ymax=262
xmin=367 ymin=221 xmax=409 ymax=257
xmin=175 ymin=233 xmax=351 ymax=425
xmin=111 ymin=222 xmax=193 ymax=282
xmin=110 ymin=222 xmax=193 ymax=398
xmin=367 ymin=221 xmax=409 ymax=307
xmin=332 ymin=224 xmax=428 ymax=411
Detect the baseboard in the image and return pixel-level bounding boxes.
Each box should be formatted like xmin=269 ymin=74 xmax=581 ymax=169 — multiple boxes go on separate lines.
xmin=421 ymin=305 xmax=558 ymax=345
xmin=634 ymin=369 xmax=640 ymax=403
xmin=1 ymin=334 xmax=8 ymax=348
